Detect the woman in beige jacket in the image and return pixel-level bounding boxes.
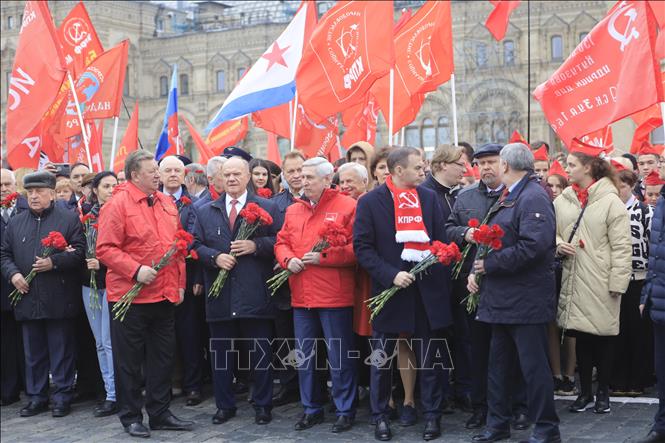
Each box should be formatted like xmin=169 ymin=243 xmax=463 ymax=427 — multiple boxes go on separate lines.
xmin=554 ymin=151 xmax=632 ymax=415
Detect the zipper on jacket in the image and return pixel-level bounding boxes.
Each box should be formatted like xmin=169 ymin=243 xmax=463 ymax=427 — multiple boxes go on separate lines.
xmin=34 ymin=215 xmax=42 ymax=318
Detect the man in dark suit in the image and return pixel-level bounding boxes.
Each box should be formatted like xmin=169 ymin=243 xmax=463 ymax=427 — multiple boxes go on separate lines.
xmin=354 ymin=147 xmax=453 ymax=441
xmin=468 ymin=143 xmax=560 ymax=443
xmin=0 ymin=168 xmax=26 ymax=406
xmin=193 ymin=156 xmax=281 ymax=426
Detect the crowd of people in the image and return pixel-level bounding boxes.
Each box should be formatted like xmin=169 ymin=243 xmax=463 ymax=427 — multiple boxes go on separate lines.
xmin=1 ymin=139 xmax=664 ymax=443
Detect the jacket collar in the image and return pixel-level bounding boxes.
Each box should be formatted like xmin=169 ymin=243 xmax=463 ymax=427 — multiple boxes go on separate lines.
xmin=425 ymin=174 xmax=459 ymax=196
xmin=294 ymin=187 xmax=339 ymax=211
xmin=29 ymin=201 xmax=55 ymax=218
xmin=125 ymin=181 xmax=156 ymax=204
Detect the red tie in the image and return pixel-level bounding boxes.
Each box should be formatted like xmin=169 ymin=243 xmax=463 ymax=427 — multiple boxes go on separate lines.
xmin=229 ymin=199 xmax=238 ymax=229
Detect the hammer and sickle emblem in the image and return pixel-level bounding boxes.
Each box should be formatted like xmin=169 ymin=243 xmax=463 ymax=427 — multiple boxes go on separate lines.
xmin=398 ymin=192 xmax=420 ymax=209
xmin=67 ymin=21 xmax=87 ymax=44
xmin=608 ymin=3 xmax=640 ymax=52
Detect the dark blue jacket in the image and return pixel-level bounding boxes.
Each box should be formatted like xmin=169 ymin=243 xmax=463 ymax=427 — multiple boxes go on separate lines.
xmin=476 ymin=174 xmax=557 ymax=324
xmin=641 ymin=187 xmax=665 ymax=324
xmin=192 ymin=193 xmax=282 ymax=322
xmin=271 ymin=189 xmax=298 ymax=310
xmin=353 ymin=184 xmax=452 ymax=334
xmin=1 ymin=196 xmax=28 ymax=312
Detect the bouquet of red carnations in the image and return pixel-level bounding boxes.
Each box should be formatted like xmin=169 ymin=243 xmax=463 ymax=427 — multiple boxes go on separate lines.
xmin=208 ymin=203 xmax=273 ymax=298
xmin=112 ymin=230 xmax=193 ymax=321
xmin=266 ymin=220 xmax=350 ymax=296
xmin=461 ymin=219 xmax=505 ymax=313
xmin=9 ymin=231 xmax=69 ymax=307
xmin=1 ymin=192 xmax=19 ymax=209
xmin=366 ymin=241 xmax=462 ymax=320
xmin=81 ymin=213 xmax=101 ymax=316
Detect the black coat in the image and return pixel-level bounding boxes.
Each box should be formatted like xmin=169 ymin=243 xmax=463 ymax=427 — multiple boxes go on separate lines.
xmin=475 ymin=174 xmax=557 ymax=325
xmin=642 ymin=187 xmax=665 ymax=324
xmin=353 ymin=184 xmax=453 ymax=334
xmin=1 ymin=202 xmax=85 ymax=321
xmin=192 ymin=193 xmax=282 ymax=322
xmin=420 ymin=174 xmax=459 ymax=222
xmin=1 ymin=196 xmax=29 ymax=312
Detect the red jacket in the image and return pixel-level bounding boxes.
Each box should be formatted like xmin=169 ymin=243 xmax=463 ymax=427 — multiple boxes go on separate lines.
xmin=97 ymin=182 xmax=186 ymax=304
xmin=275 ymin=188 xmax=357 ymax=308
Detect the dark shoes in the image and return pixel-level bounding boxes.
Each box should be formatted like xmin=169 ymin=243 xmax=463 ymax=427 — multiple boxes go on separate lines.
xmin=331 ymin=415 xmax=354 ymax=433
xmin=212 ymin=408 xmax=236 ymax=424
xmin=466 ymin=409 xmax=487 ymax=429
xmin=93 ymin=400 xmax=118 ymax=417
xmin=375 ymin=418 xmax=392 ymax=441
xmin=272 ymin=387 xmax=299 ymax=407
xmin=472 ymin=428 xmax=511 ymax=442
xmin=511 ymin=412 xmax=531 ymax=430
xmin=399 ymin=404 xmax=417 ymax=427
xmin=568 ymin=394 xmax=594 ymax=413
xmin=294 ymin=411 xmax=324 ymax=430
xmin=255 ymin=407 xmax=272 ymax=425
xmin=593 ymin=390 xmax=610 ymax=414
xmin=149 ymin=412 xmax=194 ymax=431
xmin=124 ymin=422 xmax=150 ymax=438
xmin=554 ymin=377 xmax=577 ymax=396
xmin=19 ymin=401 xmax=49 ymax=417
xmin=52 ymin=402 xmax=71 ymax=417
xmin=635 ymin=430 xmax=665 ymax=443
xmin=423 ymin=419 xmax=441 ymax=441
xmin=185 ymin=391 xmax=202 ymax=406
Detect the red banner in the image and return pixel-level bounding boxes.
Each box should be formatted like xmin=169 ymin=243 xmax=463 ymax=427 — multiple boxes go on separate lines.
xmin=205 ymin=117 xmax=249 ymax=155
xmin=341 ymin=93 xmax=378 ymax=148
xmin=114 ymin=101 xmax=139 ymax=173
xmin=296 ymin=0 xmax=395 ymax=123
xmin=533 ymin=1 xmax=663 ymax=148
xmin=57 ymin=1 xmax=104 ymax=78
xmin=580 ymin=125 xmax=614 ymax=152
xmin=6 ymin=1 xmax=67 ymax=169
xmin=485 ymin=1 xmax=521 ymax=41
xmin=252 ymin=101 xmax=291 ymax=139
xmin=184 ymin=117 xmax=215 ymax=164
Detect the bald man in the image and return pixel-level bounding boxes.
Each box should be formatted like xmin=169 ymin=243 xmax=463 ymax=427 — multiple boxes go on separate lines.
xmin=192 ymin=156 xmax=282 ymax=426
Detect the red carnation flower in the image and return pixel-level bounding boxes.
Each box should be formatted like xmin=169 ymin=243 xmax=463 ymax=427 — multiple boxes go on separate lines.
xmin=195 ymin=169 xmax=205 ymax=174
xmin=1 ymin=192 xmax=19 ymax=209
xmin=468 ymin=218 xmax=480 ymax=228
xmin=490 ymin=239 xmax=502 ymax=250
xmin=180 ymin=196 xmax=192 ymax=206
xmin=174 ymin=229 xmax=194 ymax=244
xmin=189 ymin=249 xmax=199 ymax=260
xmin=256 ymin=188 xmax=273 ymax=199
xmin=579 ymin=239 xmax=585 ymax=249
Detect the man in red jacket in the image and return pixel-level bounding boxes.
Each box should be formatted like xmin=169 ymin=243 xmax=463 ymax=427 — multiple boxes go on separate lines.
xmin=275 ymin=157 xmax=358 ymax=434
xmin=97 ymin=150 xmax=192 ymax=438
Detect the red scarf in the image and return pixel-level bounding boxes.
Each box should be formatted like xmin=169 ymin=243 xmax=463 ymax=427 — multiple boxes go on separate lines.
xmin=209 ymin=185 xmax=220 ymax=201
xmin=571 ymin=180 xmax=595 ymax=207
xmin=385 ymin=176 xmax=430 ymax=262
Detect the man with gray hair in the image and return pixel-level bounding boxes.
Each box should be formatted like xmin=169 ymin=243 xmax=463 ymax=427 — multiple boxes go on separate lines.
xmin=338 ymin=162 xmax=369 ymax=200
xmin=467 ymin=143 xmax=561 ymax=443
xmin=184 ymin=163 xmax=208 ymax=198
xmin=275 ymin=156 xmax=359 ymax=434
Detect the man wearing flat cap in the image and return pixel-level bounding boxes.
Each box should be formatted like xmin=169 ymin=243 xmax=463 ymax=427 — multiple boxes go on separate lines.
xmin=0 ymin=171 xmax=85 ymax=418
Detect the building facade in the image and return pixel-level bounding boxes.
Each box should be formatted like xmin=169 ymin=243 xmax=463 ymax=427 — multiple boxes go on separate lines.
xmin=1 ymin=0 xmax=641 ymax=164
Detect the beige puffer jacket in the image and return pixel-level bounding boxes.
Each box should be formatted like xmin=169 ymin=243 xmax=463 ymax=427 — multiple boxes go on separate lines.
xmin=554 ymin=177 xmax=632 ymax=336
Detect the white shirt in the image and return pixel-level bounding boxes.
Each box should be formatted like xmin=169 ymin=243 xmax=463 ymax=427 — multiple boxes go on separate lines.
xmin=164 ymin=187 xmax=183 ymax=201
xmin=225 ymin=191 xmax=248 ymax=217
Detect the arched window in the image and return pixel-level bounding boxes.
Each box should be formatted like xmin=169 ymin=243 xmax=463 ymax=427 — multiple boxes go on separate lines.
xmin=476 ymin=43 xmax=488 ymax=67
xmin=437 ymin=117 xmax=450 ymax=145
xmin=551 ymin=35 xmax=563 ymax=61
xmin=422 ymin=118 xmax=435 ymax=149
xmin=159 ymin=75 xmax=168 ymax=96
xmin=503 ymin=40 xmax=515 ymax=66
xmin=216 ymin=70 xmax=225 ymax=92
xmin=180 ymin=74 xmax=189 ymax=95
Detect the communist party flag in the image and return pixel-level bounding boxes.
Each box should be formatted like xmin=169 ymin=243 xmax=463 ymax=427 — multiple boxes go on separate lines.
xmin=485 ymin=1 xmax=521 ymax=41
xmin=67 ymin=135 xmax=87 ymax=165
xmin=114 ymin=102 xmax=139 ymax=173
xmin=183 ymin=117 xmax=215 ymax=164
xmin=296 ymin=0 xmax=395 ymax=123
xmin=580 ymin=126 xmax=614 ymax=152
xmin=61 ymin=40 xmax=129 ymax=139
xmin=372 ymin=1 xmax=454 ymax=135
xmin=58 ymin=2 xmax=104 ymax=77
xmin=533 ymin=1 xmax=662 ymax=148
xmin=297 ymin=111 xmax=340 ymax=160
xmin=6 ymin=1 xmax=67 ymax=169
xmin=205 ymin=117 xmax=249 ymax=155
xmin=341 ymin=93 xmax=378 ymax=148
xmin=87 ymin=121 xmax=105 ymax=172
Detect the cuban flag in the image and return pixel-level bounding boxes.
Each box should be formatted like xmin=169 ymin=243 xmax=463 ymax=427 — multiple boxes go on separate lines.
xmin=155 ymin=65 xmax=181 ymax=160
xmin=205 ymin=2 xmax=316 ymax=133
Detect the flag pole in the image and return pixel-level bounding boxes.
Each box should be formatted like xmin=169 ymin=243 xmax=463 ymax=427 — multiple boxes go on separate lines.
xmin=400 ymin=127 xmax=405 ymax=146
xmin=67 ymin=72 xmax=93 ymax=169
xmin=290 ymin=92 xmax=298 ymax=151
xmin=389 ymin=68 xmax=394 ymax=145
xmin=451 ymin=73 xmax=459 ymax=146
xmin=110 ymin=116 xmax=119 ymax=171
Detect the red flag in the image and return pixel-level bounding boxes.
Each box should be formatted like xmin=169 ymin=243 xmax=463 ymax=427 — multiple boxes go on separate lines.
xmin=67 ymin=135 xmax=87 ymax=165
xmin=630 ymin=103 xmax=662 ymax=153
xmin=580 ymin=126 xmax=614 ymax=152
xmin=183 ymin=117 xmax=215 ymax=164
xmin=87 ymin=121 xmax=105 ymax=172
xmin=372 ymin=1 xmax=453 ymax=134
xmin=114 ymin=102 xmax=139 ymax=173
xmin=509 ymin=129 xmax=528 ymax=145
xmin=485 ymin=1 xmax=521 ymax=41
xmin=57 ymin=2 xmax=104 ymax=77
xmin=252 ymin=102 xmax=291 ymax=139
xmin=648 ymin=0 xmax=665 ymax=30
xmin=341 ymin=93 xmax=378 ymax=148
xmin=205 ymin=117 xmax=249 ymax=155
xmin=296 ymin=0 xmax=395 ymax=123
xmin=61 ymin=40 xmax=129 ymax=138
xmin=296 ymin=108 xmax=340 ymax=160
xmin=6 ymin=1 xmax=67 ymax=169
xmin=266 ymin=132 xmax=282 ymax=166
xmin=534 ymin=1 xmax=663 ymax=148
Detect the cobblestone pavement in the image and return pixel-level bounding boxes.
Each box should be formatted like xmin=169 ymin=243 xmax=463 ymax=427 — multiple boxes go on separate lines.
xmin=1 ymin=388 xmax=658 ymax=442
